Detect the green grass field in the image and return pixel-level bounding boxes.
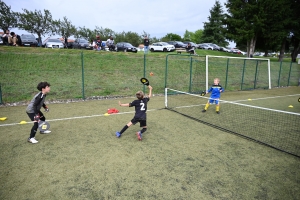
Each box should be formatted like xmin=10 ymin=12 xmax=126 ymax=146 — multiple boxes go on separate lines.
xmin=0 ymin=87 xmax=299 ymax=199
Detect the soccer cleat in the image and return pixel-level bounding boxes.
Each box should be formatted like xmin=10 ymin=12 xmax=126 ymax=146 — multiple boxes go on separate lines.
xmin=202 ymin=109 xmax=206 ymax=112
xmin=115 ymin=131 xmax=121 ymax=138
xmin=136 ymin=131 xmax=142 ymax=141
xmin=28 ymin=137 xmax=38 ymax=144
xmin=40 ymin=130 xmax=51 ymax=134
xmin=216 ymin=111 xmax=220 ymax=114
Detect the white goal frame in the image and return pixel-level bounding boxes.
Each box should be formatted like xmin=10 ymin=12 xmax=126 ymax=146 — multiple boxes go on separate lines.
xmin=205 ymin=55 xmax=271 ymax=91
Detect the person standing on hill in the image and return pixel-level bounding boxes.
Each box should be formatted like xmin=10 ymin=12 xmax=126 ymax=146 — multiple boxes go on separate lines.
xmin=143 ymin=35 xmax=150 ymax=54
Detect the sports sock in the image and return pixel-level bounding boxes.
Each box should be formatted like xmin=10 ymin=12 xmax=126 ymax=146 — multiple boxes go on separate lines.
xmin=120 ymin=125 xmax=128 ymax=134
xmin=140 ymin=128 xmax=147 ymax=133
xmin=204 ymin=103 xmax=210 ymax=110
xmin=216 ymin=105 xmax=220 ymax=112
xmin=30 ymin=122 xmax=38 ymax=138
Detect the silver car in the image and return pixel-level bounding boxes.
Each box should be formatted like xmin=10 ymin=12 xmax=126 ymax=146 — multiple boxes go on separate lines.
xmin=43 ymin=38 xmax=64 ymax=49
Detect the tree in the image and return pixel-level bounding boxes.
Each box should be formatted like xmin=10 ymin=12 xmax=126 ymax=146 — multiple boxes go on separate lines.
xmin=54 ymin=16 xmax=76 ymax=41
xmin=289 ymin=0 xmax=300 ymax=62
xmin=114 ymin=31 xmax=140 ymax=46
xmin=75 ymin=26 xmax=93 ymax=41
xmin=17 ymin=9 xmax=55 ymax=46
xmin=94 ymin=26 xmax=115 ymax=40
xmin=160 ymin=33 xmax=181 ymax=42
xmin=193 ymin=29 xmax=204 ymax=44
xmin=0 ymin=0 xmax=17 ymax=32
xmin=183 ymin=30 xmax=193 ymax=41
xmin=202 ymin=0 xmax=228 ymax=47
xmin=253 ymin=0 xmax=292 ymax=59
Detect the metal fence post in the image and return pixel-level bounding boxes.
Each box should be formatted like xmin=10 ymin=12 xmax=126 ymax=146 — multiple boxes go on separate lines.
xmin=81 ymin=52 xmax=85 ymax=100
xmin=0 ymin=83 xmax=2 ymax=104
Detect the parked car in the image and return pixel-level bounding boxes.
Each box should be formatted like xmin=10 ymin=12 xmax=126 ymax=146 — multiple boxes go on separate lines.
xmin=19 ymin=34 xmax=38 ymax=47
xmin=42 ymin=38 xmax=64 ymax=49
xmin=115 ymin=42 xmax=137 ymax=53
xmin=231 ymin=48 xmax=246 ymax=55
xmin=220 ymin=47 xmax=230 ymax=52
xmin=0 ymin=36 xmax=3 ymax=45
xmin=72 ymin=38 xmax=92 ymax=49
xmin=183 ymin=41 xmax=197 ymax=48
xmin=167 ymin=41 xmax=187 ymax=48
xmin=149 ymin=42 xmax=175 ymax=52
xmin=210 ymin=44 xmax=221 ymax=51
xmin=198 ymin=44 xmax=213 ymax=50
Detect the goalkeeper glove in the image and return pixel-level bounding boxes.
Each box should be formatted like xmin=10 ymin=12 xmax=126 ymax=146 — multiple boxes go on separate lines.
xmin=44 ymin=106 xmax=49 ymax=112
xmin=34 ymin=114 xmax=40 ymax=121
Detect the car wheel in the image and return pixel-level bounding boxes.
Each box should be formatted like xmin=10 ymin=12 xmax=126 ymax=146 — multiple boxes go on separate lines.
xmin=150 ymin=48 xmax=154 ymax=52
xmin=134 ymin=51 xmax=137 ymax=53
xmin=124 ymin=48 xmax=127 ymax=52
xmin=163 ymin=48 xmax=167 ymax=52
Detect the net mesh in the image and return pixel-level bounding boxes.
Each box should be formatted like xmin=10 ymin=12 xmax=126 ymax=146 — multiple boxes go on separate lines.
xmin=165 ymin=88 xmax=300 ymax=158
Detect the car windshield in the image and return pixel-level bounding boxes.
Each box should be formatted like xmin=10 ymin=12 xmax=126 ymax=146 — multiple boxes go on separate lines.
xmin=80 ymin=39 xmax=88 ymax=43
xmin=21 ymin=35 xmax=35 ymax=39
xmin=124 ymin=43 xmax=133 ymax=47
xmin=48 ymin=39 xmax=61 ymax=43
xmin=160 ymin=42 xmax=169 ymax=46
xmin=177 ymin=41 xmax=185 ymax=45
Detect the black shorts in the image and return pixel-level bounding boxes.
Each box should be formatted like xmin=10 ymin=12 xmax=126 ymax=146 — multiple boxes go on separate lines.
xmin=131 ymin=118 xmax=146 ymax=127
xmin=26 ymin=111 xmax=45 ymax=121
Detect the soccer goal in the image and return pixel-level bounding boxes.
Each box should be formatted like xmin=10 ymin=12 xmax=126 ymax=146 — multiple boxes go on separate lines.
xmin=204 ymin=55 xmax=271 ymax=91
xmin=164 ymin=54 xmax=271 ymax=93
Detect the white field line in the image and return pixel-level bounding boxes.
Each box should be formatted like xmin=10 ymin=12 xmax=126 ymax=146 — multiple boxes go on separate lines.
xmin=0 ymin=109 xmax=160 ymax=127
xmin=1 ymin=93 xmax=300 ymax=127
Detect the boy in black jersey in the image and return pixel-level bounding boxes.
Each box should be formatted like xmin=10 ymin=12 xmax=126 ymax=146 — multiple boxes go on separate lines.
xmin=116 ymin=85 xmax=152 ymax=141
xmin=26 ymin=82 xmax=51 ymax=144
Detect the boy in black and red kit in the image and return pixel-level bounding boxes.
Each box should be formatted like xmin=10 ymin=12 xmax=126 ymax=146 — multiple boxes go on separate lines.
xmin=26 ymin=82 xmax=51 ymax=144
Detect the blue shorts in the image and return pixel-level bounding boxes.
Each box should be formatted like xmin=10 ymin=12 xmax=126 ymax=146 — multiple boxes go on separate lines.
xmin=209 ymin=99 xmax=219 ymax=104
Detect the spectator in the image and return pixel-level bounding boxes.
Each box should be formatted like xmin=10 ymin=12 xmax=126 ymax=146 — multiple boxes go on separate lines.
xmin=2 ymin=30 xmax=10 ymax=45
xmin=10 ymin=32 xmax=22 ymax=46
xmin=106 ymin=36 xmax=115 ymax=51
xmin=186 ymin=42 xmax=196 ymax=55
xmin=94 ymin=35 xmax=102 ymax=51
xmin=143 ymin=35 xmax=150 ymax=54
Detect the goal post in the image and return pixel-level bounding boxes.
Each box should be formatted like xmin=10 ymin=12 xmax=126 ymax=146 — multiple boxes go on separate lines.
xmin=205 ymin=55 xmax=271 ymax=91
xmin=164 ymin=54 xmax=271 ymax=95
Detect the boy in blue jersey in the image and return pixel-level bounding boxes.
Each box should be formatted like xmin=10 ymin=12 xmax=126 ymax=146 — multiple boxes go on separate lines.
xmin=202 ymin=78 xmax=223 ymax=114
xmin=116 ymin=85 xmax=152 ymax=141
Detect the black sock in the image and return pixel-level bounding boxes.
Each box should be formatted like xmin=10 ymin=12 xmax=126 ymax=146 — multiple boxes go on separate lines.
xmin=30 ymin=122 xmax=38 ymax=138
xmin=140 ymin=128 xmax=147 ymax=134
xmin=120 ymin=125 xmax=128 ymax=134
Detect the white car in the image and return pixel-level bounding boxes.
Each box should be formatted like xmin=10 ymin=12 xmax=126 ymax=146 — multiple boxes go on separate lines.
xmin=43 ymin=38 xmax=64 ymax=49
xmin=150 ymin=42 xmax=175 ymax=52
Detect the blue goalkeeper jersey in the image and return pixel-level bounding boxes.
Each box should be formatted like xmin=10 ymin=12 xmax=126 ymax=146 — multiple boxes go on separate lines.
xmin=207 ymin=84 xmax=223 ymax=98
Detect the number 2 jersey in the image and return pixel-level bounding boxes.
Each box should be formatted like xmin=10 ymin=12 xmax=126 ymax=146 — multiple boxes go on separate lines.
xmin=129 ymin=97 xmax=150 ymax=120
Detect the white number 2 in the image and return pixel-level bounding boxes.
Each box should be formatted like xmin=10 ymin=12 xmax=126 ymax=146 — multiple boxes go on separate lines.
xmin=140 ymin=103 xmax=145 ymax=111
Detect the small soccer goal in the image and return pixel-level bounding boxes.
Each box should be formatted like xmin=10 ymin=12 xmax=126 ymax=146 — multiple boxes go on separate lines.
xmin=204 ymin=55 xmax=271 ymax=91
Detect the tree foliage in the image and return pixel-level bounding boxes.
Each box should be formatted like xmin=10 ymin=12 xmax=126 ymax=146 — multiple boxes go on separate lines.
xmin=54 ymin=16 xmax=76 ymax=40
xmin=114 ymin=31 xmax=140 ymax=46
xmin=202 ymin=0 xmax=228 ymax=46
xmin=0 ymin=0 xmax=17 ymax=32
xmin=17 ymin=9 xmax=55 ymax=45
xmin=160 ymin=33 xmax=182 ymax=42
xmin=75 ymin=26 xmax=93 ymax=41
